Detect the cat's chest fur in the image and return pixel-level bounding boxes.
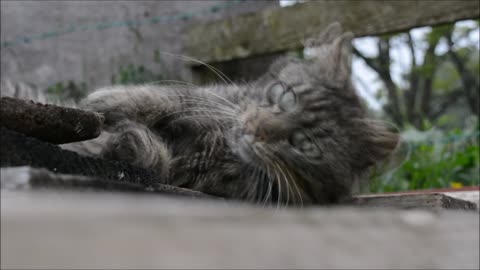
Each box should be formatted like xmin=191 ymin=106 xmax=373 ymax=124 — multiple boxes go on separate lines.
xmin=163 ymin=124 xmax=246 ymax=197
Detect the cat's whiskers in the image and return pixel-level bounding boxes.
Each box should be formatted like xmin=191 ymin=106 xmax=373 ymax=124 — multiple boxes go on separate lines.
xmin=170 ymin=115 xmax=231 ymax=129
xmin=274 ymin=161 xmax=291 ymax=208
xmin=250 ymin=165 xmax=259 ymax=203
xmin=146 ymin=79 xmax=242 ymax=113
xmin=260 ymin=142 xmax=303 ymax=208
xmin=253 ymin=145 xmax=285 ymax=209
xmin=202 ymin=88 xmax=244 ymax=113
xmin=284 ymin=165 xmax=303 ymax=208
xmin=259 ymin=168 xmax=272 ymax=207
xmin=250 ymin=144 xmax=278 ymax=208
xmin=156 ymin=107 xmax=238 ymax=123
xmin=253 ymin=166 xmax=263 ymax=206
xmin=177 ymin=102 xmax=239 ymax=117
xmin=157 ymin=51 xmax=239 ymax=89
xmin=147 ymin=79 xmax=201 ymax=89
xmin=166 ymin=94 xmax=240 ymax=114
xmin=262 ymin=171 xmax=273 ymax=207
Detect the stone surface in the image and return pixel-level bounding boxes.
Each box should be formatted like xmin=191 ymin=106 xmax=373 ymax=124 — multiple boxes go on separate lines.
xmin=0 ymin=1 xmax=278 ymax=90
xmin=1 ymin=190 xmax=479 ymax=269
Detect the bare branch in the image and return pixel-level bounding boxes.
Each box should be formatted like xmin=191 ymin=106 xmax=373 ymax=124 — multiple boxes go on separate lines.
xmin=404 ymin=32 xmax=420 ymax=125
xmin=354 ymin=40 xmax=404 ymax=127
xmin=429 ymin=89 xmax=465 ymax=120
xmin=445 ymin=32 xmax=479 ymax=115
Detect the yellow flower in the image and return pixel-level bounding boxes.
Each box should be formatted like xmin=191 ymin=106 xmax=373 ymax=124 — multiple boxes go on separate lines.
xmin=450 ymin=182 xmax=463 ymax=189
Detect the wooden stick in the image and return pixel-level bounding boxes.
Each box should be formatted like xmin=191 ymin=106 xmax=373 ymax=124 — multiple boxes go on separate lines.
xmin=0 ymin=97 xmax=104 ymax=144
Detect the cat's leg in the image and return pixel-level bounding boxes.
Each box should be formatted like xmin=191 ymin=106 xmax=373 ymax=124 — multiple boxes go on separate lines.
xmin=101 ymin=121 xmax=172 ymax=180
xmin=80 ymin=85 xmax=178 ymax=127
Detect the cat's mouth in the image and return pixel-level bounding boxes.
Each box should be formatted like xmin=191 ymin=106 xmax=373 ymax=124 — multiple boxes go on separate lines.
xmin=236 ymin=134 xmax=258 ymax=162
xmin=226 ymin=128 xmax=272 ymax=165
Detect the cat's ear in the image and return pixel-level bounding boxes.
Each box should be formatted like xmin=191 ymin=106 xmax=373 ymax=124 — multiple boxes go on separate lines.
xmin=306 ymin=23 xmax=354 ymax=86
xmin=333 ymin=32 xmax=354 ymax=82
xmin=304 ymin=22 xmax=343 ymax=47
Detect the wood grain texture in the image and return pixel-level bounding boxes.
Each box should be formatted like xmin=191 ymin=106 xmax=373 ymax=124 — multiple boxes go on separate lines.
xmin=185 ymin=0 xmax=480 ymax=64
xmin=0 ymin=97 xmax=104 ymax=144
xmin=350 ymin=193 xmax=478 ymax=210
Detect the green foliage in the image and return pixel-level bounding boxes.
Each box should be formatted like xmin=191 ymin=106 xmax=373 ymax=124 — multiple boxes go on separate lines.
xmin=111 ymin=64 xmax=159 ymax=85
xmin=45 ymin=80 xmax=87 ymax=101
xmin=370 ymin=127 xmax=480 ymax=193
xmin=111 ymin=49 xmax=180 ymax=85
xmin=425 ymin=24 xmax=453 ymax=45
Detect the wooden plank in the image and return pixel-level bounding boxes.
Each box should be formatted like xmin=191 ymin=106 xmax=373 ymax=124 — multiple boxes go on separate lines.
xmin=350 ymin=193 xmax=478 ymax=210
xmin=444 ymin=191 xmax=480 ymax=209
xmin=2 ymin=190 xmax=479 ymax=269
xmin=185 ymin=0 xmax=480 ymax=64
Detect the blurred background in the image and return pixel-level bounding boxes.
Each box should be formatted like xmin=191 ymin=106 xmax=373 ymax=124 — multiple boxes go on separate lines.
xmin=1 ymin=0 xmax=478 ymax=193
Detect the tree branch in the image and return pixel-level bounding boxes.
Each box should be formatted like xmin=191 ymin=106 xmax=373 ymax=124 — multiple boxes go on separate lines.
xmin=445 ymin=35 xmax=479 ymax=115
xmin=353 ymin=41 xmax=404 ymax=127
xmin=429 ymin=89 xmax=465 ymax=120
xmin=404 ymin=32 xmax=419 ymax=125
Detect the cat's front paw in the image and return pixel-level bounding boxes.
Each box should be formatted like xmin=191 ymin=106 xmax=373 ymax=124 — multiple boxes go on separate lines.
xmin=101 ymin=123 xmax=171 ymax=178
xmin=80 ymin=87 xmax=134 ymax=127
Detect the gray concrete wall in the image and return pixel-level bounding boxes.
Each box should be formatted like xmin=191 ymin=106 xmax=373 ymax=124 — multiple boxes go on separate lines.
xmin=0 ymin=0 xmax=278 ymax=92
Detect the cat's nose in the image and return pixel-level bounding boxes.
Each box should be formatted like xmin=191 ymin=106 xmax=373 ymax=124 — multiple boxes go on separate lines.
xmin=242 ymin=107 xmax=270 ymax=141
xmin=244 ymin=120 xmax=268 ymax=141
xmin=242 ymin=134 xmax=255 ymax=144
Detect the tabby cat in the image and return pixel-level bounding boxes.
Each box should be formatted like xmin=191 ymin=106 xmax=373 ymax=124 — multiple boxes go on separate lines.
xmin=13 ymin=23 xmax=402 ymax=206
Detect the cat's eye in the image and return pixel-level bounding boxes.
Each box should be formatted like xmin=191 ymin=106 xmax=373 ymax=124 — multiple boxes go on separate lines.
xmin=278 ymin=88 xmax=296 ymax=111
xmin=266 ymin=82 xmax=285 ymax=104
xmin=291 ymin=132 xmax=306 ymax=147
xmin=266 ymin=82 xmax=296 ymax=111
xmin=290 ymin=132 xmax=319 ymax=157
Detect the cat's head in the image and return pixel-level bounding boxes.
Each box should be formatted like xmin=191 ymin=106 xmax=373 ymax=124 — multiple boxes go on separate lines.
xmin=230 ymin=23 xmax=400 ymax=205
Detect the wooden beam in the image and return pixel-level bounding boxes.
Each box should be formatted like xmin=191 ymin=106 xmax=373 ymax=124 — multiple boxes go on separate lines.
xmin=185 ymin=0 xmax=480 ymax=64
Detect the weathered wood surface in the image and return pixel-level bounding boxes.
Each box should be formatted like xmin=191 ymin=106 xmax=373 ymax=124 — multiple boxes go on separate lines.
xmin=445 ymin=190 xmax=480 ymax=209
xmin=2 ymin=163 xmax=477 ymax=211
xmin=351 ymin=193 xmax=478 ymax=211
xmin=0 ymin=97 xmax=104 ymax=144
xmin=0 ymin=127 xmax=210 ymax=199
xmin=2 ymin=190 xmax=479 ymax=269
xmin=185 ymin=0 xmax=480 ymax=64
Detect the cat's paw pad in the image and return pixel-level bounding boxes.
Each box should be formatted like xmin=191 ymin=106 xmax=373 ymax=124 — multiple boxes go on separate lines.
xmin=101 ymin=129 xmax=143 ymax=166
xmin=101 ymin=125 xmax=171 ymax=177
